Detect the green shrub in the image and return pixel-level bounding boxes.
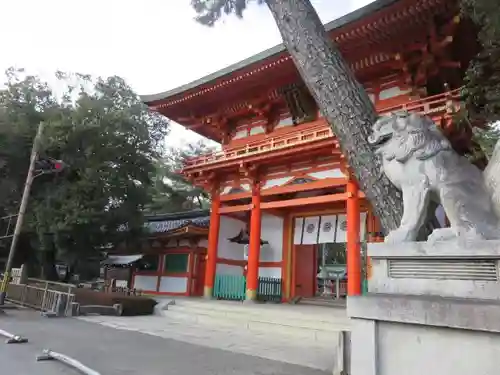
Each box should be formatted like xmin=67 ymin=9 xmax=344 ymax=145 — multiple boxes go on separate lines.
xmin=74 ymin=289 xmax=157 ymax=316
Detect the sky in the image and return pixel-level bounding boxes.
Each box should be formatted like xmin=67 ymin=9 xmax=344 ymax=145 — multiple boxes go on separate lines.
xmin=0 ymin=0 xmax=374 ymax=146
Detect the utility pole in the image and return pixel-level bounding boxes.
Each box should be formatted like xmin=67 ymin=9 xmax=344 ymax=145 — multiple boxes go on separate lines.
xmin=0 ymin=122 xmax=45 ymax=305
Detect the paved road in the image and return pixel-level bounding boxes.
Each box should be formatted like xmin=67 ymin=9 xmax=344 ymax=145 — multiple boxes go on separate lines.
xmin=0 ymin=309 xmax=330 ymax=375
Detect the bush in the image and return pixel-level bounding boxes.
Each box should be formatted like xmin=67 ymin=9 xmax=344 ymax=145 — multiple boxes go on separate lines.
xmin=74 ymin=289 xmax=157 ymax=316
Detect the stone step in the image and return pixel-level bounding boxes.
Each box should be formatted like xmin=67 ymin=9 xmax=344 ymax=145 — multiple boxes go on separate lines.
xmin=168 ymin=304 xmax=348 ymax=331
xmin=161 ymin=298 xmax=350 ymax=342
xmin=170 ymin=298 xmax=348 ymax=322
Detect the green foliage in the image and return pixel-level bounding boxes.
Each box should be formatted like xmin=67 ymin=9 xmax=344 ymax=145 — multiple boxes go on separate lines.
xmin=473 ymin=126 xmax=500 ymax=158
xmin=191 ymin=0 xmax=264 ymax=26
xmin=0 ymin=69 xmax=169 ymax=274
xmin=461 ymin=0 xmax=500 ymax=124
xmin=460 ymin=0 xmax=500 ymax=160
xmin=146 ymin=141 xmax=214 ymax=213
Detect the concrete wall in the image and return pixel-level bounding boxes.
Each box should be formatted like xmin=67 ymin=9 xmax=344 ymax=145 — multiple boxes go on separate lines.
xmin=348 ymin=294 xmax=500 ymax=375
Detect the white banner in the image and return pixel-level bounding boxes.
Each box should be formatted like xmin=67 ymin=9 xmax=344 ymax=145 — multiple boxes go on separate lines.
xmin=293 ymin=212 xmax=368 ymax=245
xmin=293 ymin=217 xmax=304 ymax=245
xmin=335 ymin=214 xmax=348 ymax=243
xmin=318 ymin=215 xmax=337 ymax=244
xmin=360 ymin=212 xmax=367 ymax=241
xmin=302 ymin=216 xmax=320 ymax=245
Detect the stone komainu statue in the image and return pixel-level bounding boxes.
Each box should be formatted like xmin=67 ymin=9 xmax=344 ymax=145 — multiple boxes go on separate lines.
xmin=368 ymin=112 xmax=500 ymax=243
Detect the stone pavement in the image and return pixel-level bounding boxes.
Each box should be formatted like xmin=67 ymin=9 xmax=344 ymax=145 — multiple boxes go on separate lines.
xmin=0 ymin=309 xmax=330 ymax=375
xmin=79 ymin=307 xmax=340 ymax=371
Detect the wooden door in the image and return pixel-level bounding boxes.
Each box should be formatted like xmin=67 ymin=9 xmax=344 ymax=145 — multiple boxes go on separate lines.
xmin=192 ymin=253 xmax=206 ymax=296
xmin=293 ymin=245 xmax=316 ymax=298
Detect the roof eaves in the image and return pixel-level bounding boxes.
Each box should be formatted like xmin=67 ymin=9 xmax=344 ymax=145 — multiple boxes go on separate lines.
xmin=144 ymin=209 xmax=210 ymax=222
xmin=140 ymin=0 xmax=401 ymax=105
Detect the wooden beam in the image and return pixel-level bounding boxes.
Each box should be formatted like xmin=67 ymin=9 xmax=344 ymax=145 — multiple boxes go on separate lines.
xmin=220 ymin=177 xmax=348 ymax=202
xmin=261 ymin=193 xmax=348 ymax=210
xmin=219 ymin=204 xmax=252 ymax=214
xmin=261 ymin=177 xmax=347 ymax=196
xmin=262 ymin=208 xmax=286 ymax=217
xmin=220 ymin=191 xmax=252 ymax=202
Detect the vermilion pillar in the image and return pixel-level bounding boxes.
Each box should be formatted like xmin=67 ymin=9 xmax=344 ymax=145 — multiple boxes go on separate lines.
xmin=204 ymin=188 xmax=220 ymax=298
xmin=346 ymin=178 xmax=362 ymax=296
xmin=246 ymin=183 xmax=261 ymax=301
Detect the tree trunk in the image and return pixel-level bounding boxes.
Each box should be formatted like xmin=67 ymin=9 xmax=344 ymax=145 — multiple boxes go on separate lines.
xmin=265 ymin=0 xmax=403 ymax=232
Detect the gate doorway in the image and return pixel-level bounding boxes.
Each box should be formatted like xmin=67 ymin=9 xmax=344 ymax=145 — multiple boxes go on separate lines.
xmin=292 ymin=244 xmax=317 ymax=298
xmin=191 ymin=252 xmax=206 ymax=296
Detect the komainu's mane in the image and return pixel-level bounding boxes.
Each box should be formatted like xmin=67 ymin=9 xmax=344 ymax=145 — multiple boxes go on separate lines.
xmin=387 ymin=114 xmax=451 ymax=163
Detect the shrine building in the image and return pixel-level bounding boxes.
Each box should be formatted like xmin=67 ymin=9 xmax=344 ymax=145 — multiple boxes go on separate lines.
xmin=140 ymin=0 xmax=478 ymax=303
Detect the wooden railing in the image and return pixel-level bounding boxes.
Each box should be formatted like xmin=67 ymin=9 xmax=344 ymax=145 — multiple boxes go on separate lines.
xmin=378 ymin=88 xmax=461 ymax=118
xmin=183 ymin=89 xmax=462 ymax=170
xmin=184 ymin=120 xmax=333 ymax=169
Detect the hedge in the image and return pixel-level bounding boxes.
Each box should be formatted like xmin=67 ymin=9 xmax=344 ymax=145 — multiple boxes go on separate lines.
xmin=74 ymin=289 xmax=157 ymax=316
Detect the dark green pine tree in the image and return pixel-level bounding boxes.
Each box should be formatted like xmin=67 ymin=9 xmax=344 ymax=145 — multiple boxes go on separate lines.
xmin=190 ymin=0 xmax=403 ymax=233
xmin=461 ymin=0 xmax=500 ymax=158
xmin=146 ymin=141 xmax=213 ymax=214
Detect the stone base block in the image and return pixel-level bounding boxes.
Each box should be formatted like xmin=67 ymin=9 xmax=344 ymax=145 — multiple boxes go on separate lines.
xmin=347 ymin=294 xmax=500 ymax=375
xmin=368 ymin=240 xmax=500 ymax=300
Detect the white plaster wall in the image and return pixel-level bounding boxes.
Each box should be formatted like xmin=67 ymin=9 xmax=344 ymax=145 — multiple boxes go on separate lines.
xmin=260 ymin=214 xmax=283 ymax=262
xmin=216 ymin=263 xmax=242 ymax=276
xmin=232 ymin=129 xmax=248 ymax=140
xmin=158 ymin=276 xmax=188 ymax=293
xmin=198 ymin=238 xmax=208 ymax=248
xmin=258 ymin=267 xmax=282 ymax=278
xmin=262 ymin=176 xmax=293 ymax=189
xmin=165 ymin=239 xmax=193 ymax=248
xmin=133 ymin=275 xmax=157 ymax=292
xmin=179 ymin=239 xmax=190 ymax=247
xmin=250 ymin=126 xmax=265 ymax=135
xmin=308 ymin=168 xmax=346 ymax=179
xmin=275 ymin=116 xmax=293 ymax=128
xmin=379 ymin=86 xmax=411 ymax=100
xmin=218 ymin=216 xmax=245 ymax=260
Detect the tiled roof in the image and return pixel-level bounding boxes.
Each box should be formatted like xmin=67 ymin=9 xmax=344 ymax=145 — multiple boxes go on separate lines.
xmin=145 ymin=216 xmax=210 ymax=234
xmin=118 ymin=210 xmax=210 ymax=234
xmin=141 ymin=0 xmax=401 ymax=103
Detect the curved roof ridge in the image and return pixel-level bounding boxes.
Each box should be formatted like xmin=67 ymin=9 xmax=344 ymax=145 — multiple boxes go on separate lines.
xmin=140 ymin=0 xmax=401 ymax=104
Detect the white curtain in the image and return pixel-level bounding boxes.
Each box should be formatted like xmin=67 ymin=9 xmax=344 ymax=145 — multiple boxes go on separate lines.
xmin=293 ymin=213 xmax=367 ymax=244
xmin=302 ymin=216 xmax=320 ymax=245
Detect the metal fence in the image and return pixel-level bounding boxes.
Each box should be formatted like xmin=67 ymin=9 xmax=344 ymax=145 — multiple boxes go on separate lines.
xmin=257 ymin=277 xmax=282 ymax=302
xmin=213 ymin=274 xmax=283 ymax=302
xmin=213 ymin=274 xmax=246 ymax=301
xmin=6 ymin=278 xmax=76 ymax=316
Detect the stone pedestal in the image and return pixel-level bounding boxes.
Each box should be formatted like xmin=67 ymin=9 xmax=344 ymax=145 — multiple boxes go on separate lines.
xmin=347 ymin=240 xmax=500 ymax=375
